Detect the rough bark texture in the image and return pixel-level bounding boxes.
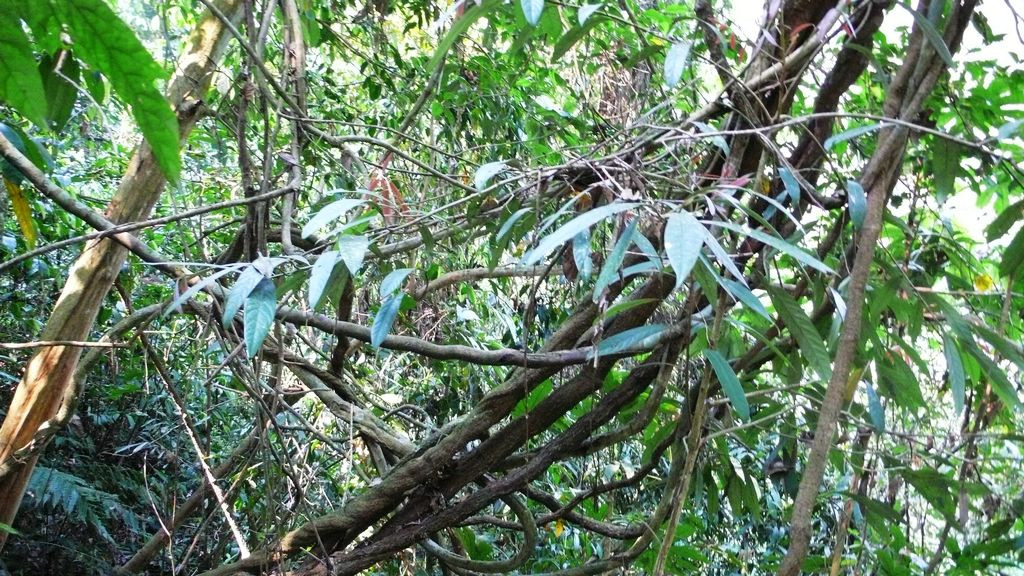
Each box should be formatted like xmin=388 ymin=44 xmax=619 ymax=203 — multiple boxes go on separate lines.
xmin=0 ymin=0 xmax=244 ymax=548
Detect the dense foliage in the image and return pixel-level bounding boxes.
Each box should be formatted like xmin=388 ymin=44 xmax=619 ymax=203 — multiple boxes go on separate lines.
xmin=0 ymin=0 xmax=1023 ymax=574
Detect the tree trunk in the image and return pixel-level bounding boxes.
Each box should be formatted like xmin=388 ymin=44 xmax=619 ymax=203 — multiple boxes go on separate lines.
xmin=0 ymin=0 xmax=243 ymax=549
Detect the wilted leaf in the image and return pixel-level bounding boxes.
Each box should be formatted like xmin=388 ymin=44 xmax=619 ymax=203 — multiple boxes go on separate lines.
xmin=3 ymin=178 xmax=37 ymax=249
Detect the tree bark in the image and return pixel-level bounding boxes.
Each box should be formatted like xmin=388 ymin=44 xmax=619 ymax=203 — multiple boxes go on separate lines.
xmin=0 ymin=0 xmax=243 ymax=549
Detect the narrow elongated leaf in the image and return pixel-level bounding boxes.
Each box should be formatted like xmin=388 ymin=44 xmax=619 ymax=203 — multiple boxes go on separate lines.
xmin=371 ymin=293 xmax=404 ymax=348
xmin=664 ymin=211 xmax=705 ymax=290
xmin=972 ymin=321 xmax=1024 ymax=373
xmin=593 ymin=219 xmax=638 ymax=302
xmin=663 ymin=41 xmax=691 ymax=88
xmin=39 ymin=51 xmax=80 ymax=133
xmin=0 ymin=17 xmax=48 ymax=127
xmin=942 ymin=333 xmax=966 ymax=415
xmin=932 ymin=139 xmax=960 ymax=204
xmin=338 ymin=235 xmax=369 ymax=275
xmin=700 ymin=226 xmax=747 ymax=285
xmin=986 ymin=198 xmax=1024 ymax=241
xmin=495 ymin=207 xmax=532 ymax=245
xmin=899 ymin=3 xmax=955 ymax=68
xmin=474 ymin=161 xmax=506 ymax=190
xmin=522 ymin=202 xmax=639 ymax=265
xmin=522 ymin=0 xmax=544 ymax=25
xmin=552 ymin=19 xmax=602 ymax=62
xmin=767 ymin=286 xmax=832 ymax=380
xmin=164 ymin=266 xmax=235 ymax=317
xmin=719 ymin=278 xmax=770 ymax=319
xmin=705 ymin=349 xmax=749 ymax=420
xmin=308 ymin=251 xmax=339 ymax=309
xmin=779 ymin=168 xmax=800 ymax=203
xmin=222 ymin=265 xmax=266 ymax=327
xmin=3 ymin=179 xmax=37 ymax=248
xmin=302 ymin=198 xmax=365 ymax=238
xmin=380 ymin=267 xmax=415 ymax=297
xmin=846 ymin=180 xmax=867 ymax=229
xmin=705 ymin=220 xmax=833 ymax=274
xmin=244 ymin=278 xmax=276 ymax=357
xmin=824 ymin=123 xmax=884 ymax=150
xmin=591 ymin=324 xmax=666 ymax=358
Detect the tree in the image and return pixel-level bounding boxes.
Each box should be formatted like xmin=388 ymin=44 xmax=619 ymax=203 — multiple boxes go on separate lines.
xmin=0 ymin=0 xmax=1022 ymax=574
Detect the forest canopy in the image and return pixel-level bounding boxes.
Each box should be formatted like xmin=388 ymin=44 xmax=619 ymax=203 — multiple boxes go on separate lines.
xmin=0 ymin=0 xmax=1023 ymax=574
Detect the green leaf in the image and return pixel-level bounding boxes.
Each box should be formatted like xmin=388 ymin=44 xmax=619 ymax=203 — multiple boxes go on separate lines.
xmin=998 ymin=225 xmax=1024 ymax=279
xmin=932 ymin=139 xmax=960 ymax=204
xmin=719 ymin=278 xmax=770 ymax=320
xmin=779 ymin=168 xmax=800 ymax=203
xmin=705 ymin=349 xmax=749 ymax=420
xmin=222 ymin=265 xmax=266 ymax=327
xmin=901 ymin=468 xmax=957 ymax=525
xmin=53 ymin=0 xmax=181 ymax=182
xmin=380 ymin=267 xmax=414 ymax=297
xmin=371 ymin=293 xmax=404 ymax=348
xmin=521 ymin=0 xmax=544 ymax=25
xmin=866 ymin=380 xmax=885 ymax=431
xmin=551 ymin=19 xmax=602 ymax=62
xmin=302 ymin=198 xmax=365 ymax=238
xmin=767 ymin=286 xmax=832 ymax=380
xmin=521 ymin=202 xmax=639 ymax=265
xmin=572 ymin=230 xmax=592 ymax=279
xmin=942 ymin=333 xmax=966 ymax=415
xmin=39 ymin=50 xmax=80 ymax=133
xmin=244 ymin=277 xmax=276 ymax=357
xmin=664 ymin=211 xmax=705 ymax=290
xmin=164 ymin=266 xmax=235 ymax=317
xmin=663 ymin=41 xmax=691 ymax=88
xmin=986 ymin=198 xmax=1024 ymax=241
xmin=474 ymin=161 xmax=506 ymax=190
xmin=824 ymin=123 xmax=884 ymax=150
xmin=591 ymin=324 xmax=667 ymax=358
xmin=846 ymin=180 xmax=867 ymax=229
xmin=308 ymin=251 xmax=339 ymax=309
xmin=705 ymin=220 xmax=833 ymax=274
xmin=578 ymin=3 xmax=601 ymax=25
xmin=899 ymin=3 xmax=955 ymax=68
xmin=338 ymin=234 xmax=369 ymax=275
xmin=876 ymin=348 xmax=925 ymax=410
xmin=593 ymin=218 xmax=638 ymax=302
xmin=495 ymin=207 xmax=532 ymax=246
xmin=0 ymin=16 xmax=48 ymax=127
xmin=700 ymin=225 xmax=746 ymax=285
xmin=426 ymin=0 xmax=498 ymax=72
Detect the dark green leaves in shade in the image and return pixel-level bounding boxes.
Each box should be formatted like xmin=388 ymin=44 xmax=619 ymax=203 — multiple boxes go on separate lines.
xmin=846 ymin=180 xmax=867 ymax=229
xmin=552 ymin=18 xmax=603 ymax=62
xmin=522 ymin=202 xmax=639 ymax=265
xmin=0 ymin=16 xmax=48 ymax=127
xmin=705 ymin=349 xmax=749 ymax=420
xmin=986 ymin=198 xmax=1024 ymax=241
xmin=942 ymin=333 xmax=966 ymax=415
xmin=244 ymin=277 xmax=276 ymax=357
xmin=522 ymin=0 xmax=544 ymax=25
xmin=932 ymin=139 xmax=961 ymax=204
xmin=663 ymin=41 xmax=691 ymax=88
xmin=901 ymin=468 xmax=957 ymax=526
xmin=664 ymin=211 xmax=705 ymax=290
xmin=591 ymin=324 xmax=666 ymax=359
xmin=998 ymin=226 xmax=1024 ymax=279
xmin=222 ymin=265 xmax=266 ymax=328
xmin=39 ymin=50 xmax=80 ymax=132
xmin=767 ymin=286 xmax=832 ymax=381
xmin=593 ymin=218 xmax=637 ymax=302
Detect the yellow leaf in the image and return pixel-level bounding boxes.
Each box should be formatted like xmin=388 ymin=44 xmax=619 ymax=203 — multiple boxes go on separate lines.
xmin=974 ymin=274 xmax=994 ymax=292
xmin=553 ymin=519 xmax=564 ymax=537
xmin=4 ymin=177 xmax=36 ymax=249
